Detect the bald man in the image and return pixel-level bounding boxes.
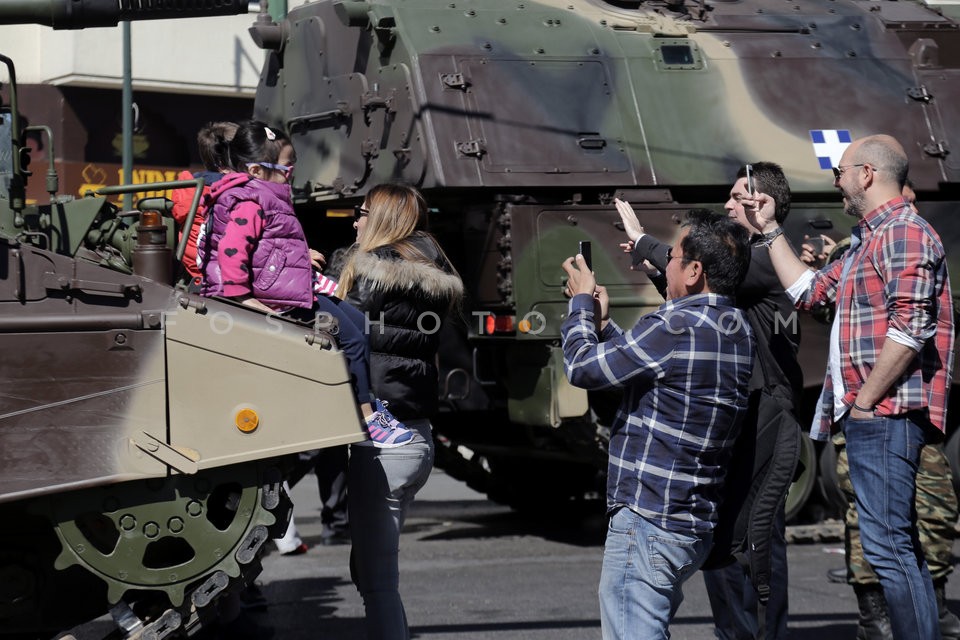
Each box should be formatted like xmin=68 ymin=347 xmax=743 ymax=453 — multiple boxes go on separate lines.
xmin=745 ymin=135 xmax=954 ymax=639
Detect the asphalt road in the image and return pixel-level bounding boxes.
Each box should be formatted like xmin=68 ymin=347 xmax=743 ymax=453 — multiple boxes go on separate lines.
xmin=247 ymin=470 xmax=959 ymax=640
xmin=61 ymin=468 xmax=959 ymax=639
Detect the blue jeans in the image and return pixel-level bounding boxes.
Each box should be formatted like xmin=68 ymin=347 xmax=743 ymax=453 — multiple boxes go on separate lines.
xmin=843 ymin=413 xmax=938 ymax=640
xmin=599 ymin=507 xmax=711 ymax=640
xmin=702 ymin=505 xmax=789 ymax=639
xmin=349 ymin=419 xmax=434 ymax=640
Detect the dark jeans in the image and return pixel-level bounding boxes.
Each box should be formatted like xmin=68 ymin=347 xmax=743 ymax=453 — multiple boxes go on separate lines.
xmin=315 ymin=445 xmax=349 ymax=539
xmin=349 ymin=420 xmax=434 ymax=640
xmin=702 ymin=505 xmax=789 ymax=639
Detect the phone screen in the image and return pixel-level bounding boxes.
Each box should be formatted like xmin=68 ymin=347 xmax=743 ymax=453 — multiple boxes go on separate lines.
xmin=579 ymin=241 xmax=592 ymax=271
xmin=745 ymin=164 xmax=755 ymax=195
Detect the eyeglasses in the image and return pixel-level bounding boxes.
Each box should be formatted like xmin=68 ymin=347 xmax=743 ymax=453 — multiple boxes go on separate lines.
xmin=247 ymin=162 xmax=295 ymax=180
xmin=353 ymin=204 xmax=370 ymax=221
xmin=666 ymin=247 xmax=692 ymax=262
xmin=832 ymin=164 xmax=866 ymax=180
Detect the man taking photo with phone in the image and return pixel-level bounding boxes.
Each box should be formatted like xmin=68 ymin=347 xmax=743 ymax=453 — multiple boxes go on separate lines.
xmin=616 ymin=162 xmax=804 ymax=640
xmin=561 ymin=208 xmax=755 ymax=639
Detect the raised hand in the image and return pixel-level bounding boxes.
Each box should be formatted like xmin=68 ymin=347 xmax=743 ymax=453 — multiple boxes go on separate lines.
xmin=614 ymin=198 xmax=645 ymax=243
xmin=800 ymin=235 xmax=837 ymax=268
xmin=739 ymin=191 xmax=778 ymax=234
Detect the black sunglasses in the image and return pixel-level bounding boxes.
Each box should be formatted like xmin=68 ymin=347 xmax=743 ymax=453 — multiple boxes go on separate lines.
xmin=832 ymin=163 xmax=866 ymax=180
xmin=353 ymin=205 xmax=369 ymax=221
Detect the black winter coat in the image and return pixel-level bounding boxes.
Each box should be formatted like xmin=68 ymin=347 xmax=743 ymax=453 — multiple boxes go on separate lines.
xmin=345 ymin=232 xmax=464 ymax=420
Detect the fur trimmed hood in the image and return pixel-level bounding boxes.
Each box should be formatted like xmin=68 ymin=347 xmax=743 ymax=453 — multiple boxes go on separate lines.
xmin=350 ymin=244 xmax=464 ymax=304
xmin=343 ymin=233 xmax=462 ymax=420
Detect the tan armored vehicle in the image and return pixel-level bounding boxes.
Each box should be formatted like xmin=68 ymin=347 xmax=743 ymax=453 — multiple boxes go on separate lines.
xmin=1 ymin=2 xmax=365 ymax=637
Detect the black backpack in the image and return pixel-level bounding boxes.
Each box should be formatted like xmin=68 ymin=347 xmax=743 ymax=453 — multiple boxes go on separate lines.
xmin=701 ymin=383 xmax=802 ymax=607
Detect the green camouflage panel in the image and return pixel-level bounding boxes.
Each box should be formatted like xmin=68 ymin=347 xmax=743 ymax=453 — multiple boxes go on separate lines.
xmin=253 ymin=0 xmax=960 ymax=420
xmin=834 ymin=432 xmax=959 ymax=584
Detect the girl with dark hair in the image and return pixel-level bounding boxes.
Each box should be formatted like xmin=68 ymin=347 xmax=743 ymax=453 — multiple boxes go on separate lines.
xmin=170 ymin=121 xmax=238 ymax=288
xmin=197 ymin=120 xmax=411 ymax=448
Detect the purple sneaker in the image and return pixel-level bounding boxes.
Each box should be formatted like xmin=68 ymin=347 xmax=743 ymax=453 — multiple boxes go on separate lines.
xmin=364 ymin=405 xmax=413 ymax=448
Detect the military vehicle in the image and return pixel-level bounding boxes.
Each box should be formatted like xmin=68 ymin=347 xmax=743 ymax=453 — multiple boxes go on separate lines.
xmin=249 ymin=0 xmax=960 ymax=519
xmin=1 ymin=2 xmax=365 ymax=638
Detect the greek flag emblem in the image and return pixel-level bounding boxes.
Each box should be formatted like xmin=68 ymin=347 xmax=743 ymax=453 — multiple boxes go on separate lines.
xmin=809 ymin=129 xmax=852 ymax=170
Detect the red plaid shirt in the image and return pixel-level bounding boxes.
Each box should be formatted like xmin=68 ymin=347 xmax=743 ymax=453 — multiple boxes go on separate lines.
xmin=795 ymin=197 xmax=954 ymax=439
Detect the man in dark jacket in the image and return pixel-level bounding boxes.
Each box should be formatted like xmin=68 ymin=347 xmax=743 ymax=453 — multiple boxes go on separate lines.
xmin=615 ymin=162 xmax=803 ymax=640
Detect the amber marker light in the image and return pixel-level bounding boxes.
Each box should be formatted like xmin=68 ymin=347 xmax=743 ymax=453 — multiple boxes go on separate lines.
xmin=235 ymin=408 xmax=260 ymax=433
xmin=140 ymin=210 xmax=162 ymax=227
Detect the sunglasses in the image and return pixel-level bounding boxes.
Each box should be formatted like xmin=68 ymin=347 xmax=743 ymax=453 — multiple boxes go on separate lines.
xmin=354 ymin=205 xmax=370 ymax=221
xmin=832 ymin=163 xmax=865 ymax=180
xmin=248 ymin=162 xmax=295 ymax=180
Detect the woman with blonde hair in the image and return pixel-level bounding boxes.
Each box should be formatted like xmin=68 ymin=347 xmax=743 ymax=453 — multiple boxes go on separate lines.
xmin=337 ymin=183 xmax=463 ymax=640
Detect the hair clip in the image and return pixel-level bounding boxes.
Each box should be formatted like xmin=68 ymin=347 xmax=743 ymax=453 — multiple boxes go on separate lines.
xmin=264 ymin=127 xmax=276 ymax=141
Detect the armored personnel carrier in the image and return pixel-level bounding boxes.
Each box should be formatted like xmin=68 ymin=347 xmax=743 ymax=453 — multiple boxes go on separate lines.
xmin=250 ymin=0 xmax=960 ymax=518
xmin=1 ymin=2 xmax=365 ymax=637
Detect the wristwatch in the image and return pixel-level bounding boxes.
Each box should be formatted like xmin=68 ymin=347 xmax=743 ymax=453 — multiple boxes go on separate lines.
xmin=758 ymin=227 xmax=784 ymax=247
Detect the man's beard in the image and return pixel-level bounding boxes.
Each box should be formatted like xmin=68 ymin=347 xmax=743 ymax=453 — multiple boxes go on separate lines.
xmin=843 ymin=188 xmax=867 ymax=218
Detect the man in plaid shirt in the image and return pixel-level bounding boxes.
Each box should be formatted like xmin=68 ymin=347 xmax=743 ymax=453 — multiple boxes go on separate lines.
xmin=560 ymin=209 xmax=755 ymax=639
xmin=747 ymin=134 xmax=954 ymax=640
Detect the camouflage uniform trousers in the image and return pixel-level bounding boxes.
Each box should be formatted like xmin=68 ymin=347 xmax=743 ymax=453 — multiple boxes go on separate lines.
xmin=834 ymin=431 xmax=958 ymax=584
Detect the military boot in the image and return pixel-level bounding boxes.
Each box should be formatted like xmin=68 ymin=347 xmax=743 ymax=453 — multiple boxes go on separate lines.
xmin=853 ymin=584 xmax=893 ymax=640
xmin=936 ymin=578 xmax=960 ymax=640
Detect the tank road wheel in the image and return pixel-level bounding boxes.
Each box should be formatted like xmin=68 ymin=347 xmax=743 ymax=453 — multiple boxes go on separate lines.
xmin=785 ymin=436 xmax=816 ymax=522
xmin=49 ymin=463 xmax=285 ymax=627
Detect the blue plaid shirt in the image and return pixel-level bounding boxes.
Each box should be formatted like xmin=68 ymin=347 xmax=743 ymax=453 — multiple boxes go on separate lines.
xmin=562 ymin=292 xmax=754 ymax=535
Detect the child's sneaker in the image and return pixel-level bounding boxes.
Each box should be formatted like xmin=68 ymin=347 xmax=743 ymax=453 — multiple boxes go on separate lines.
xmin=375 ymin=399 xmax=405 ymax=429
xmin=364 ymin=404 xmax=413 ymax=448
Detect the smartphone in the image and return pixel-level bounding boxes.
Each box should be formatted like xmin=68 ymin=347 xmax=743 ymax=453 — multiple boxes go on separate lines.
xmin=579 ymin=240 xmax=592 ymax=271
xmin=745 ymin=164 xmax=755 ymax=195
xmin=808 ymin=235 xmax=825 ymax=255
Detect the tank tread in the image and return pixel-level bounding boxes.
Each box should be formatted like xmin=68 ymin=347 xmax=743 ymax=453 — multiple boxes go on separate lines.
xmin=785 ymin=520 xmax=844 ymax=544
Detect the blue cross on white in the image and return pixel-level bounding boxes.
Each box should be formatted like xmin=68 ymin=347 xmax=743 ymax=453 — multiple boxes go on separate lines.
xmin=809 ymin=129 xmax=852 ymax=170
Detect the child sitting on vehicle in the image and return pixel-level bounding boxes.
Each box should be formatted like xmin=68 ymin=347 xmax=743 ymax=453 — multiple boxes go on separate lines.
xmin=197 ymin=119 xmax=411 ymax=448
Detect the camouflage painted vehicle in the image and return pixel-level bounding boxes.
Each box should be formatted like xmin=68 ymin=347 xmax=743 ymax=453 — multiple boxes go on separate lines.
xmin=0 ymin=2 xmax=365 ymax=637
xmin=250 ymin=0 xmax=960 ymax=518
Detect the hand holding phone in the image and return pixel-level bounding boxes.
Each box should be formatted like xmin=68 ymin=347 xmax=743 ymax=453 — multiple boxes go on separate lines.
xmin=808 ymin=235 xmax=825 ymax=255
xmin=745 ymin=164 xmax=755 ymax=195
xmin=579 ymin=240 xmax=592 ymax=271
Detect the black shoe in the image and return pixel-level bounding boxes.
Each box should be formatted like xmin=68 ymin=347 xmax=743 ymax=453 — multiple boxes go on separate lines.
xmin=854 ymin=584 xmax=893 ymax=640
xmin=936 ymin=578 xmax=960 ymax=640
xmin=827 ymin=566 xmax=847 ymax=583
